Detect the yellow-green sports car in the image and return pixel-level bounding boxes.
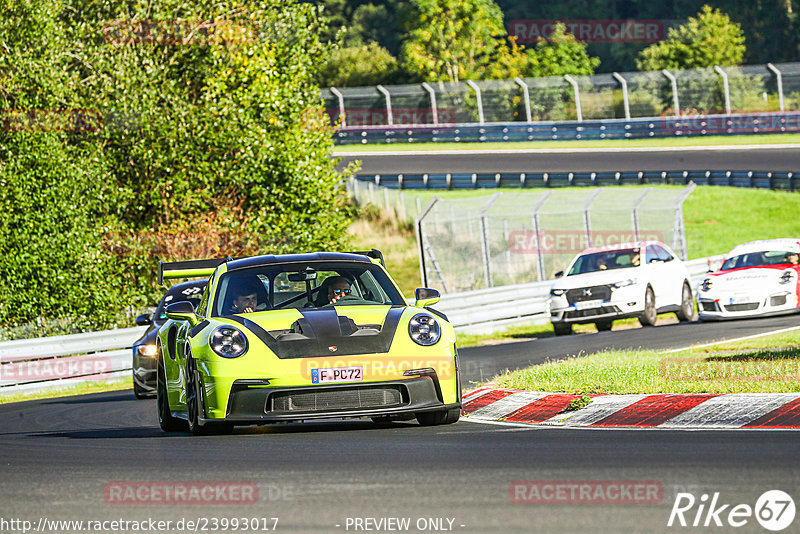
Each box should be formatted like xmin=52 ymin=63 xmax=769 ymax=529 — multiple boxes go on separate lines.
xmin=156 ymin=250 xmax=461 ymax=435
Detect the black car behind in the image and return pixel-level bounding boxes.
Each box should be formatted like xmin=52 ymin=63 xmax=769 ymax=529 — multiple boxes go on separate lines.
xmin=132 ymin=280 xmax=207 ymax=398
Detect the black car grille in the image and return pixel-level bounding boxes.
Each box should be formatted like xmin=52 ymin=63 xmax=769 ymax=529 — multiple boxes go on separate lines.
xmin=268 ymin=385 xmax=405 ymax=413
xmin=700 ymin=301 xmax=718 ymax=312
xmin=566 ymin=286 xmax=611 ymax=305
xmin=771 ymin=295 xmax=787 ymax=307
xmin=564 ymin=306 xmax=621 ymax=319
xmin=724 ymin=303 xmax=760 ymax=312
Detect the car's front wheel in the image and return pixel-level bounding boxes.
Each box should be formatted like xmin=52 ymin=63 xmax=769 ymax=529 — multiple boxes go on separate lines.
xmin=416 ymin=407 xmax=460 ymax=426
xmin=157 ymin=352 xmax=187 ymax=432
xmin=552 ymin=322 xmax=573 ymax=336
xmin=639 ymin=286 xmax=657 ymax=326
xmin=675 ymin=282 xmax=695 ymax=322
xmin=186 ymin=359 xmax=233 ymax=436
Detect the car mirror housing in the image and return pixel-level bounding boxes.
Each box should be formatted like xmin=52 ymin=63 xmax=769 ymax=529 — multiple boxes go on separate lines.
xmin=415 ymin=287 xmax=440 ymax=308
xmin=134 ymin=313 xmax=152 ymax=326
xmin=165 ymin=301 xmax=199 ymax=326
xmin=555 ymin=270 xmax=564 ymax=278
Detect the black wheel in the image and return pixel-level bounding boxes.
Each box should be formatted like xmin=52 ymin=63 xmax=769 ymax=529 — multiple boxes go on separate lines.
xmin=371 ymin=415 xmax=392 ymax=424
xmin=552 ymin=322 xmax=573 ymax=336
xmin=675 ymin=282 xmax=695 ymax=322
xmin=186 ymin=357 xmax=232 ymax=436
xmin=416 ymin=407 xmax=460 ymax=426
xmin=157 ymin=352 xmax=187 ymax=432
xmin=639 ymin=286 xmax=657 ymax=326
xmin=595 ymin=320 xmax=613 ymax=332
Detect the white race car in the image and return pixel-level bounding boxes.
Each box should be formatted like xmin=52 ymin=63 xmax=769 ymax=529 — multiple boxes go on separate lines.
xmin=697 ymin=239 xmax=800 ymax=320
xmin=548 ymin=241 xmax=695 ymax=335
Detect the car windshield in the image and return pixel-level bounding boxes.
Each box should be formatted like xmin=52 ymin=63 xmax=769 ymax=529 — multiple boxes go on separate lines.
xmin=721 ymin=250 xmax=799 ymax=270
xmin=212 ymin=261 xmax=405 ymax=316
xmin=155 ymin=284 xmax=206 ymax=321
xmin=567 ymin=248 xmax=641 ymax=275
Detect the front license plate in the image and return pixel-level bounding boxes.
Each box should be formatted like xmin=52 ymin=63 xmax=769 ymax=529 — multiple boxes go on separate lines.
xmin=729 ymin=296 xmax=753 ymax=305
xmin=311 ymin=366 xmax=364 ymax=384
xmin=574 ymin=299 xmax=603 ymax=311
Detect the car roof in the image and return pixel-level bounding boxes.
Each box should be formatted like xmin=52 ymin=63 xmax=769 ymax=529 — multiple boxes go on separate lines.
xmin=226 ymin=252 xmax=373 ymax=272
xmin=727 ymin=239 xmax=800 ymax=256
xmin=580 ymin=240 xmax=662 ymax=255
xmin=164 ymin=279 xmax=207 ymax=295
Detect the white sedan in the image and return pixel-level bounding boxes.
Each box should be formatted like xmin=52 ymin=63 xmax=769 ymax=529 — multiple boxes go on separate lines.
xmin=548 ymin=241 xmax=695 ymax=335
xmin=697 ymin=238 xmax=800 ymax=320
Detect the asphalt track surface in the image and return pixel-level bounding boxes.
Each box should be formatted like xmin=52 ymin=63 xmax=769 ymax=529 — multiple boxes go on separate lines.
xmin=336 ymin=145 xmax=800 ymax=174
xmin=2 ymin=315 xmax=800 ymax=533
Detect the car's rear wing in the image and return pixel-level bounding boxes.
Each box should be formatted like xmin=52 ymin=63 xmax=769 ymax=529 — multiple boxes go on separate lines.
xmin=349 ymin=249 xmax=385 ymax=266
xmin=158 ymin=258 xmax=230 ymax=285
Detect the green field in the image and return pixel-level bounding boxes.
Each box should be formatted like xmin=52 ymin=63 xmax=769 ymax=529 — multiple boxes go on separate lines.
xmin=334 ymin=133 xmax=800 ymax=153
xmin=493 ymin=329 xmax=800 ymax=394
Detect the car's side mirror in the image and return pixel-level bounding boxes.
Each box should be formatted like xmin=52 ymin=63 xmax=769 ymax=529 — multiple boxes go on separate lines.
xmin=415 ymin=287 xmax=440 ymax=308
xmin=135 ymin=313 xmax=152 ymax=326
xmin=165 ymin=301 xmax=199 ymax=326
xmin=554 ymin=271 xmax=564 ymax=278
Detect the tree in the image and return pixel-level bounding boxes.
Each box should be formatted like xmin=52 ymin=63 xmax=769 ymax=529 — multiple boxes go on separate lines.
xmin=317 ymin=42 xmax=401 ymax=87
xmin=637 ymin=5 xmax=746 ymax=71
xmin=524 ymin=23 xmax=600 ymax=77
xmin=400 ymin=0 xmax=526 ymax=82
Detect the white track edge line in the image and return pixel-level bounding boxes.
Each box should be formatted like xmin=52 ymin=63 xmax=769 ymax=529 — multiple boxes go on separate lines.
xmin=664 ymin=325 xmax=800 ymax=354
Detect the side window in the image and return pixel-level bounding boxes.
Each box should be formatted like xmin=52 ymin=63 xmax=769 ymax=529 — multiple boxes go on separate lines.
xmin=656 ymin=246 xmax=673 ymax=262
xmin=195 ymin=285 xmax=210 ymax=318
xmin=645 ymin=245 xmax=660 ymax=263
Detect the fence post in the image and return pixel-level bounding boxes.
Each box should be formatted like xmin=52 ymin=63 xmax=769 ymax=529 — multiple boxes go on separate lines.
xmin=466 ymin=80 xmax=485 ymax=124
xmin=329 ymin=87 xmax=347 ymax=128
xmin=583 ymin=189 xmax=602 ymax=248
xmin=514 ymin=77 xmax=532 ymax=122
xmin=478 ymin=193 xmax=501 ymax=288
xmin=421 ymin=82 xmax=439 ymax=126
xmin=661 ymin=70 xmax=680 ymax=117
xmin=531 ymin=191 xmax=553 ymax=282
xmin=713 ymin=66 xmax=732 ymax=116
xmin=368 ymin=182 xmax=375 ymax=205
xmin=767 ymin=63 xmax=785 ymax=112
xmin=612 ymin=72 xmax=631 ymax=120
xmin=376 ymin=84 xmax=393 ymax=126
xmin=564 ymin=75 xmax=582 ymax=122
xmin=631 ymin=188 xmax=652 ymax=241
xmin=415 ymin=197 xmax=445 ymax=291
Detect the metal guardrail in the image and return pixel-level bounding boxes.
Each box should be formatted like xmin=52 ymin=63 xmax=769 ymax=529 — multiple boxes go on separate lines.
xmin=436 ymin=255 xmax=724 ymax=334
xmin=0 ymin=326 xmax=146 ymax=397
xmin=356 ymin=170 xmax=799 ymax=192
xmin=334 ymin=112 xmax=800 ymax=145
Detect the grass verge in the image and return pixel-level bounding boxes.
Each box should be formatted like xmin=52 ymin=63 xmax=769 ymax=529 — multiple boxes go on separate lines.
xmin=493 ymin=329 xmax=800 ymax=394
xmin=334 ymin=133 xmax=800 ymax=153
xmin=0 ymin=377 xmax=133 ymax=404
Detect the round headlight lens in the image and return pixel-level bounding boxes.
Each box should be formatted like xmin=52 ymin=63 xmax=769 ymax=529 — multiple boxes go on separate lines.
xmin=210 ymin=326 xmax=248 ymax=358
xmin=409 ymin=313 xmax=441 ymax=346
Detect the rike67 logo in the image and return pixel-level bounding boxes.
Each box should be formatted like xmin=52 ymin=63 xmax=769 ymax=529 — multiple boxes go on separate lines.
xmin=668 ymin=490 xmax=795 ymax=531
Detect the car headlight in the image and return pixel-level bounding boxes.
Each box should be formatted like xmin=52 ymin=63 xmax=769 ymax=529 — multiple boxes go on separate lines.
xmin=612 ymin=278 xmax=637 ymax=288
xmin=136 ymin=344 xmax=157 ymax=357
xmin=550 ymin=288 xmax=566 ymax=296
xmin=701 ymin=278 xmax=712 ymax=292
xmin=210 ymin=326 xmax=248 ymax=358
xmin=780 ymin=271 xmax=795 ymax=285
xmin=408 ymin=313 xmax=441 ymax=346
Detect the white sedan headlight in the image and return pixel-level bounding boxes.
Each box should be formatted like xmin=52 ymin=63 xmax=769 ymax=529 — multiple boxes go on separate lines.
xmin=612 ymin=278 xmax=638 ymax=288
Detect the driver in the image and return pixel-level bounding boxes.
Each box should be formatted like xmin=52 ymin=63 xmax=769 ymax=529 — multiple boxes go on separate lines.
xmin=326 ymin=276 xmax=352 ymax=305
xmin=787 ymin=252 xmax=799 ymax=265
xmin=225 ymin=280 xmax=261 ymax=314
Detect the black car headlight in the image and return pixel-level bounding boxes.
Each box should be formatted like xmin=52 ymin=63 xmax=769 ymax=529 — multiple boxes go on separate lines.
xmin=210 ymin=326 xmax=248 ymax=358
xmin=409 ymin=313 xmax=441 ymax=346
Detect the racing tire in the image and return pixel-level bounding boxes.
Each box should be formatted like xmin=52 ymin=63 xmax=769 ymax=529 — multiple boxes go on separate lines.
xmin=552 ymin=322 xmax=573 ymax=336
xmin=157 ymin=354 xmax=187 ymax=432
xmin=186 ymin=360 xmax=233 ymax=436
xmin=675 ymin=282 xmax=695 ymax=322
xmin=416 ymin=407 xmax=460 ymax=426
xmin=594 ymin=320 xmax=613 ymax=332
xmin=639 ymin=286 xmax=657 ymax=327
